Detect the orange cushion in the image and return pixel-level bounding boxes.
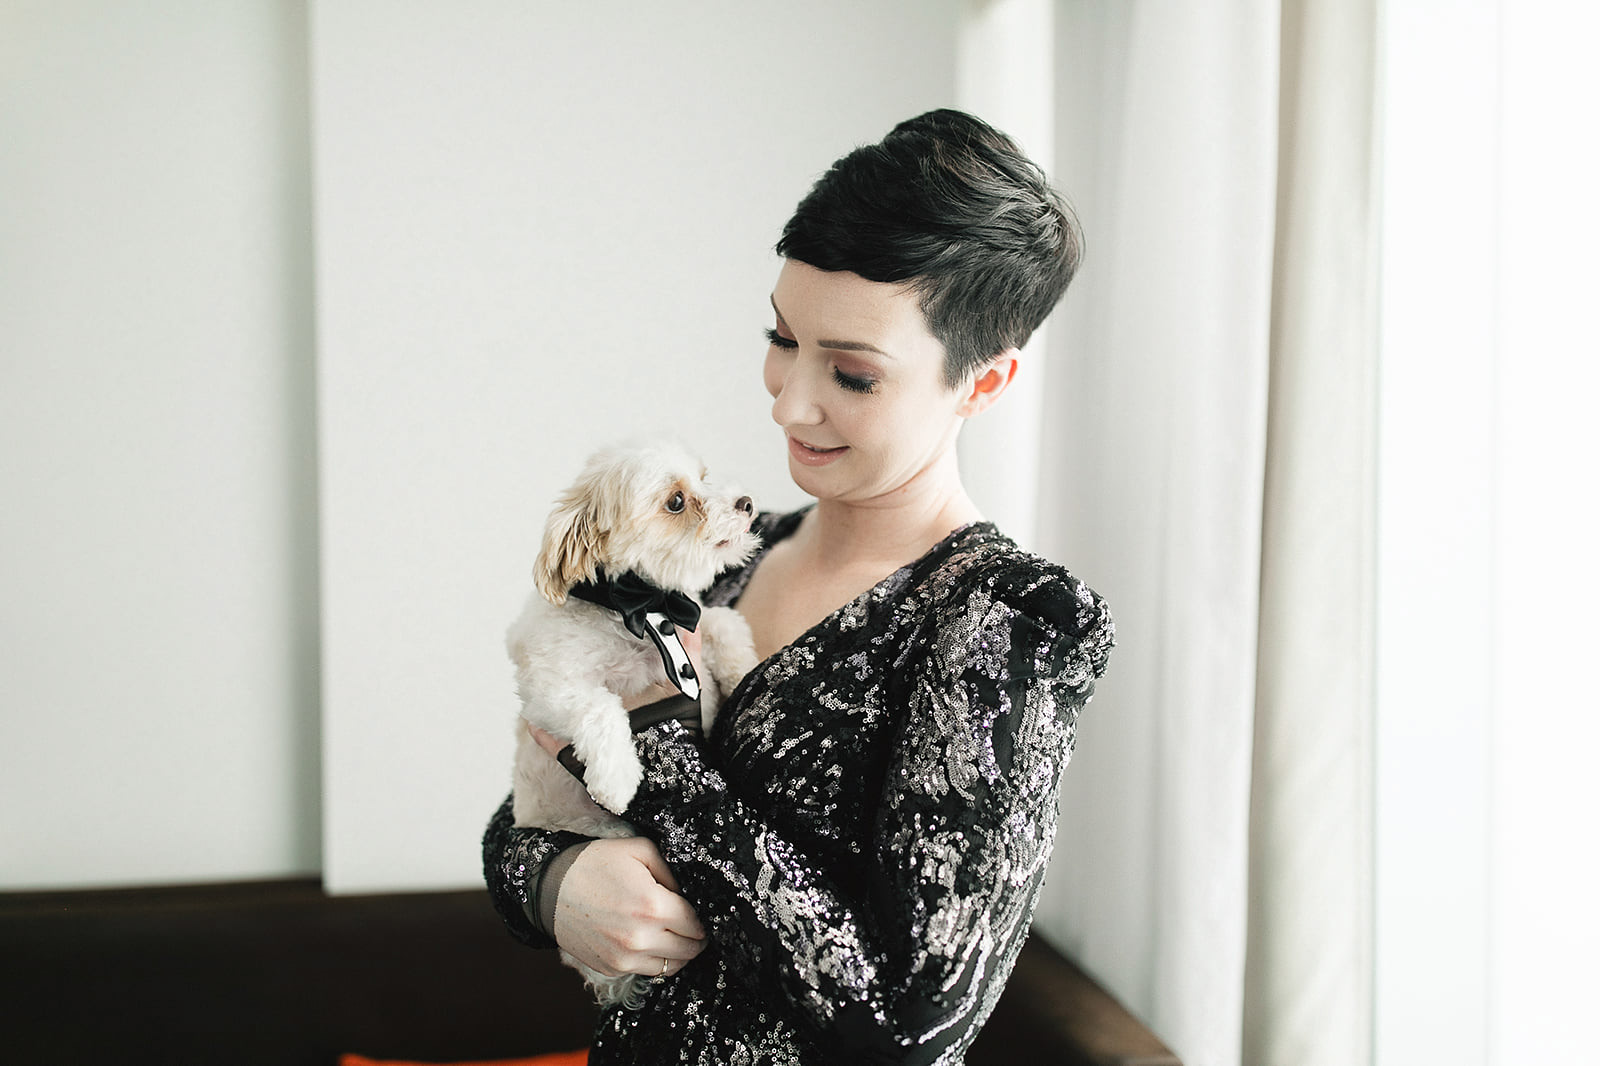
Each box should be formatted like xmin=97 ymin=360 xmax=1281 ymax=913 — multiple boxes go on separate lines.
xmin=339 ymin=1052 xmax=588 ymax=1066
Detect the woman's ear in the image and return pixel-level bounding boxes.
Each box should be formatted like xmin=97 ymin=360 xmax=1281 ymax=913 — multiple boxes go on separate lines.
xmin=956 ymin=349 xmax=1021 ymax=418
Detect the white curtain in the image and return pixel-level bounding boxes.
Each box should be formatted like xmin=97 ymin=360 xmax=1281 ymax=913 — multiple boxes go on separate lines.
xmin=1033 ymin=5 xmax=1280 ymax=1065
xmin=958 ymin=3 xmax=1381 ymax=1064
xmin=966 ymin=1 xmax=1600 ymax=1064
xmin=1244 ymin=1 xmax=1377 ymax=1062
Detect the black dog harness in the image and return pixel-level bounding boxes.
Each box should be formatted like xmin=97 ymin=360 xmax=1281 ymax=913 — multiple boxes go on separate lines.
xmin=556 ymin=569 xmax=706 ymax=783
xmin=568 ymin=568 xmax=703 ymax=702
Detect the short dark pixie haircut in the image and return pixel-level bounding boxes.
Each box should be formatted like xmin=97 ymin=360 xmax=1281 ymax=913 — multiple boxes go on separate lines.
xmin=776 ymin=108 xmax=1082 ymax=387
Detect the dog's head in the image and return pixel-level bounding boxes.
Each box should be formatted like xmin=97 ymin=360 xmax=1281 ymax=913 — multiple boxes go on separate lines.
xmin=533 ymin=442 xmax=758 ymax=605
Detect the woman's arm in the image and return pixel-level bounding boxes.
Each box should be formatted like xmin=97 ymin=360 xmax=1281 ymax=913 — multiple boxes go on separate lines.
xmin=482 ymin=797 xmax=708 ymax=975
xmin=622 ymin=577 xmax=1113 ymax=1062
xmin=481 ymin=795 xmax=590 ymax=949
xmin=486 ymin=624 xmax=714 ymax=970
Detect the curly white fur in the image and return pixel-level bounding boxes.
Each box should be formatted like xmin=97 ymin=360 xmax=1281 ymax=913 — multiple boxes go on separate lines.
xmin=506 ymin=441 xmax=760 ymax=1008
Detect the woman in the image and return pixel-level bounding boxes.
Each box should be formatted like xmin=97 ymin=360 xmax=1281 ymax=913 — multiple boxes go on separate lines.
xmin=483 ymin=109 xmax=1114 ymax=1065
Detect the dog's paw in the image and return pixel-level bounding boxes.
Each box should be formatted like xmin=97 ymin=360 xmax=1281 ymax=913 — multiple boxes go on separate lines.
xmin=584 ymin=753 xmax=644 ymax=815
xmin=589 ymin=817 xmax=638 ymax=839
xmin=700 ymin=606 xmax=760 ymax=694
xmin=559 ymin=811 xmax=636 ymax=838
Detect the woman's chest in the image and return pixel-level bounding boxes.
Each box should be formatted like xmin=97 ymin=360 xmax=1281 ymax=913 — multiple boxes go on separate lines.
xmin=734 ymin=541 xmax=901 ymax=664
xmin=708 ymin=594 xmax=931 ymax=856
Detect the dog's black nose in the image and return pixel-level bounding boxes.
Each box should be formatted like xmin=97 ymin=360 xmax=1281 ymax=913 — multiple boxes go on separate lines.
xmin=734 ymin=496 xmax=753 ymax=515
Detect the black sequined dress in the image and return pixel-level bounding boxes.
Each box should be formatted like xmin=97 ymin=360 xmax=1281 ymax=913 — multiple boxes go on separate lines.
xmin=483 ymin=509 xmax=1113 ymax=1065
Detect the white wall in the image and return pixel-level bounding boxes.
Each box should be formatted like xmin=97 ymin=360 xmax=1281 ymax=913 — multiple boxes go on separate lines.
xmin=0 ymin=1 xmax=320 ymax=889
xmin=309 ymin=0 xmax=958 ymax=893
xmin=0 ymin=0 xmax=959 ymax=893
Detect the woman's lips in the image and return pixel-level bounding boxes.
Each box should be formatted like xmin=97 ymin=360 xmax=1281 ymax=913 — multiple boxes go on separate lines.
xmin=787 ymin=435 xmax=848 ymax=467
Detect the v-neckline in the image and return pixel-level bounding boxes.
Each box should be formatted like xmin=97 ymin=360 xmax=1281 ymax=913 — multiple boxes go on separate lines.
xmin=725 ymin=508 xmax=998 ymax=680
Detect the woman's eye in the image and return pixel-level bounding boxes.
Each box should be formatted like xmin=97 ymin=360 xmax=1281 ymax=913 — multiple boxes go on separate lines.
xmin=666 ymin=491 xmax=686 ymax=513
xmin=765 ymin=327 xmax=798 ymax=350
xmin=833 ymin=369 xmax=877 ymax=394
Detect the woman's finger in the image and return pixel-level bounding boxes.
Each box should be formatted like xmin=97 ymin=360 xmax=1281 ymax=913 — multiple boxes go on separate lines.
xmin=628 ymin=932 xmax=706 ymax=978
xmin=634 ymin=837 xmax=681 ymax=891
xmin=652 ymin=929 xmax=709 ymax=963
xmin=528 ymin=724 xmax=567 ymax=758
xmin=617 ymin=839 xmax=705 ymax=940
xmin=679 ymin=626 xmax=707 ymax=687
xmin=653 ymin=887 xmax=708 ymax=942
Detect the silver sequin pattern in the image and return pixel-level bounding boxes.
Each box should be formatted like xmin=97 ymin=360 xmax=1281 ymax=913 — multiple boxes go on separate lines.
xmin=484 ymin=511 xmax=1114 ymax=1065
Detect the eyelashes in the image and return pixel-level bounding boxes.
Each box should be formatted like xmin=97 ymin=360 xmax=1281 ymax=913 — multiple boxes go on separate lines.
xmin=764 ymin=328 xmax=878 ymax=395
xmin=832 ymin=369 xmax=876 ymax=394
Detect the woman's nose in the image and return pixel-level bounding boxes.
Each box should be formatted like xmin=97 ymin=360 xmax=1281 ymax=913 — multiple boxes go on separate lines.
xmin=769 ymin=360 xmax=823 ymax=427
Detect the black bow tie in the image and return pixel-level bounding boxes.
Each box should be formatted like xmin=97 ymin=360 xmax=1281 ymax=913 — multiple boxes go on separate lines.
xmin=568 ymin=569 xmax=703 ymax=699
xmin=567 ymin=569 xmax=702 ymax=637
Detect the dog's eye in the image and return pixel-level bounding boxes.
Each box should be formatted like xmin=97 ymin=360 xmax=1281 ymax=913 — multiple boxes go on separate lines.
xmin=666 ymin=491 xmax=686 ymax=514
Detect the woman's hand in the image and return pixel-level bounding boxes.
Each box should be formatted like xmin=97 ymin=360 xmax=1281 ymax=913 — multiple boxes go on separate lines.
xmin=550 ymin=835 xmax=708 ymax=978
xmin=526 ymin=725 xmax=709 ymax=976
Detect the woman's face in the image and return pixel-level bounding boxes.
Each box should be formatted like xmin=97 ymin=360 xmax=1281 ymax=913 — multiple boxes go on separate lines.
xmin=764 ymin=260 xmax=974 ymax=506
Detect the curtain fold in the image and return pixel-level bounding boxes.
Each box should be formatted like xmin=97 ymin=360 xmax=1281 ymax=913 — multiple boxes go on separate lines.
xmin=1031 ymin=4 xmax=1282 ymax=1064
xmin=1021 ymin=2 xmax=1380 ymax=1063
xmin=1244 ymin=1 xmax=1379 ymax=1063
xmin=957 ymin=0 xmax=1058 ymax=551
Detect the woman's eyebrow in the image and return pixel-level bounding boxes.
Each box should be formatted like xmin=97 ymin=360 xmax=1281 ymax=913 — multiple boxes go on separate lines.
xmin=769 ymin=295 xmax=893 ymax=359
xmin=818 ymin=338 xmax=891 ymax=358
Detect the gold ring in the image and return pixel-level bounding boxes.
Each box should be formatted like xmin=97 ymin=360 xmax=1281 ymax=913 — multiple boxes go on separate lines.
xmin=659 ymin=956 xmax=669 ymax=977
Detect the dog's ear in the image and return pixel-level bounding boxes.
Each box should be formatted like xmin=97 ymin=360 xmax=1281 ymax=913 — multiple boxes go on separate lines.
xmin=534 ymin=487 xmax=607 ymax=605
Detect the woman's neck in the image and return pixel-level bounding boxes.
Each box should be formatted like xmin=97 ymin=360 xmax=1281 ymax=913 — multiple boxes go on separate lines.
xmin=799 ymin=455 xmax=983 ymax=573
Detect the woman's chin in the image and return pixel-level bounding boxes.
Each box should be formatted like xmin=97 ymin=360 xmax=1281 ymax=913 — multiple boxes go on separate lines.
xmin=787 ymin=456 xmax=841 ymax=496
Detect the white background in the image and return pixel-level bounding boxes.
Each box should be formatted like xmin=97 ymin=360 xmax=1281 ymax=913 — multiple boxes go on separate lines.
xmin=1 ymin=0 xmax=957 ymax=894
xmin=3 ymin=1 xmax=323 ymax=887
xmin=309 ymin=0 xmax=955 ymax=893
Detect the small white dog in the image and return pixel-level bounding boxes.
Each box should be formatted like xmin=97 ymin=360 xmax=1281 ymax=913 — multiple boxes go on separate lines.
xmin=506 ymin=441 xmax=759 ymax=1005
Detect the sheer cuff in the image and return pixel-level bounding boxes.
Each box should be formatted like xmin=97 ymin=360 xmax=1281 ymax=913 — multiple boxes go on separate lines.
xmin=528 ymin=840 xmax=594 ymax=940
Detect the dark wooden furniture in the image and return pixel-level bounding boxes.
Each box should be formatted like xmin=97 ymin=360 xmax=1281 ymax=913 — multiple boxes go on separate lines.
xmin=0 ymin=879 xmax=1178 ymax=1065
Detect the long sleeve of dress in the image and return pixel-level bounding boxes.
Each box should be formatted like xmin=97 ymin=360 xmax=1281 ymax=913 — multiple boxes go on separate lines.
xmin=620 ymin=567 xmax=1113 ymax=1065
xmin=481 ymin=798 xmax=592 ymax=949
